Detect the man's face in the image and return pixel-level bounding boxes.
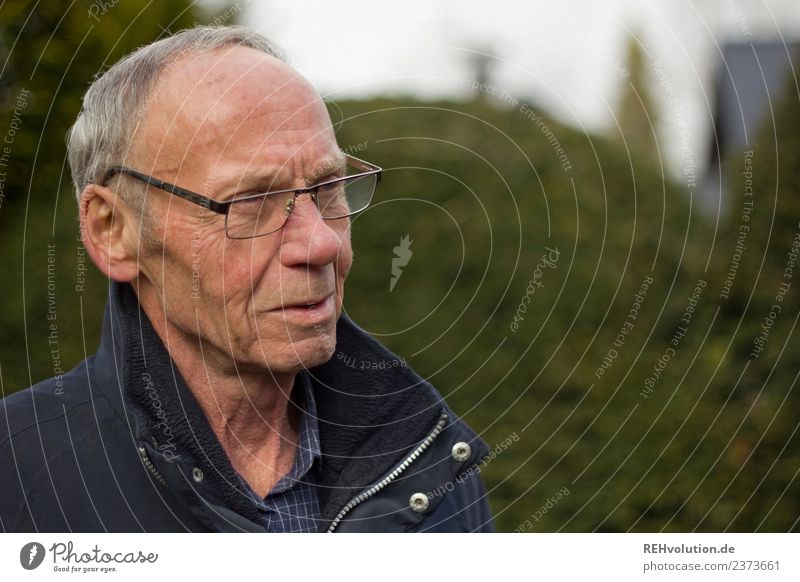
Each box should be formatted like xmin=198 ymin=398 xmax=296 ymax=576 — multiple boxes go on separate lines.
xmin=130 ymin=46 xmax=352 ymax=375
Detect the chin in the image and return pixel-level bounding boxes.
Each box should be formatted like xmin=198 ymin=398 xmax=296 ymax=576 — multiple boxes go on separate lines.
xmin=265 ymin=334 xmax=337 ymax=373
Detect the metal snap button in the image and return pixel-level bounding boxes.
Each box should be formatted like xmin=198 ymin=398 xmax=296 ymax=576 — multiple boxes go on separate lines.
xmin=451 ymin=441 xmax=471 ymax=462
xmin=409 ymin=492 xmax=429 ymax=513
xmin=192 ymin=467 xmax=204 ymax=482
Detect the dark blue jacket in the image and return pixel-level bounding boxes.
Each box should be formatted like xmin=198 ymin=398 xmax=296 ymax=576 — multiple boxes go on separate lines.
xmin=0 ymin=282 xmax=493 ymax=532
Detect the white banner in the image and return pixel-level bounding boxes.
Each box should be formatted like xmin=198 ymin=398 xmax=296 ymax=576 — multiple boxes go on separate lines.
xmin=1 ymin=533 xmax=797 ymax=581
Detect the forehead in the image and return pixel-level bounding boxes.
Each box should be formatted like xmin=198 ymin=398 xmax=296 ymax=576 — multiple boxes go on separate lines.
xmin=134 ymin=46 xmax=336 ymax=169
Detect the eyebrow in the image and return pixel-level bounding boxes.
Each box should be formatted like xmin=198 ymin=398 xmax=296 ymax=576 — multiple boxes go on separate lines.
xmin=232 ymin=154 xmax=348 ymax=195
xmin=309 ymin=154 xmax=347 ymax=182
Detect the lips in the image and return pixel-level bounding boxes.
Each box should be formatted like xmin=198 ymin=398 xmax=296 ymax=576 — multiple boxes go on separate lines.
xmin=267 ymin=293 xmax=336 ymax=323
xmin=282 ymin=294 xmax=333 ymax=310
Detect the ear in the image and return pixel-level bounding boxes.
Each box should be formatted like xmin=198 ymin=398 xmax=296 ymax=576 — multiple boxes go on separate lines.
xmin=79 ymin=183 xmax=141 ymax=282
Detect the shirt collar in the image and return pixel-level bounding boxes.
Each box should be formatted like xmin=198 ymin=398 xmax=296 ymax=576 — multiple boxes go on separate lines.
xmin=268 ymin=369 xmax=322 ymax=495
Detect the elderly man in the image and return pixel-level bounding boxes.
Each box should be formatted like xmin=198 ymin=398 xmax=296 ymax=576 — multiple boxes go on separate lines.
xmin=0 ymin=26 xmax=492 ymax=532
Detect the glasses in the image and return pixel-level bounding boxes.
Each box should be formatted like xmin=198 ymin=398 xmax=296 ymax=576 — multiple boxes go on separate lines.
xmin=100 ymin=154 xmax=382 ymax=239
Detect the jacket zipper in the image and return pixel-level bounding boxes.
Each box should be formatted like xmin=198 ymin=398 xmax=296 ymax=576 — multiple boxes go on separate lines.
xmin=326 ymin=411 xmax=449 ymax=533
xmin=138 ymin=446 xmax=167 ymax=486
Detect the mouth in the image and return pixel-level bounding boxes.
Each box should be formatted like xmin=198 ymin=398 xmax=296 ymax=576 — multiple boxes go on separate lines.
xmin=272 ymin=293 xmax=336 ymax=321
xmin=283 ymin=294 xmax=333 ymax=310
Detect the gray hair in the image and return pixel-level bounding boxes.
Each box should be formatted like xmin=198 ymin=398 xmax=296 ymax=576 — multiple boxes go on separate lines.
xmin=67 ymin=25 xmax=285 ymax=214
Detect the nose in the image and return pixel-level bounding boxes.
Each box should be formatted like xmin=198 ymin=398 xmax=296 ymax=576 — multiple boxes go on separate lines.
xmin=278 ymin=191 xmax=344 ymax=268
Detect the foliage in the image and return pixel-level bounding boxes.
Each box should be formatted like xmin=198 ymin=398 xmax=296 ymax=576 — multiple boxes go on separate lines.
xmin=0 ymin=1 xmax=228 ymax=396
xmin=332 ymin=88 xmax=798 ymax=532
xmin=614 ymin=34 xmax=659 ymax=165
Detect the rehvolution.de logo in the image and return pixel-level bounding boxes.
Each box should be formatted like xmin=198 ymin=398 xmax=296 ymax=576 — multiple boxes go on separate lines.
xmin=19 ymin=542 xmax=46 ymax=570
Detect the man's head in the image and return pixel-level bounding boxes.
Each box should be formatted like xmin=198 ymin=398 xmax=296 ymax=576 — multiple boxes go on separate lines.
xmin=69 ymin=26 xmax=358 ymax=377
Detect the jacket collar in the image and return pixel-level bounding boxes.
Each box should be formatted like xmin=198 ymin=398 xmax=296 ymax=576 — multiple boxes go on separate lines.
xmin=93 ymin=281 xmax=462 ymax=530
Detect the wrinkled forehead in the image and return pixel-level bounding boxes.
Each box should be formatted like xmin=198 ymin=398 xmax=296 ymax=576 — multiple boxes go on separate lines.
xmin=132 ymin=46 xmax=334 ymax=166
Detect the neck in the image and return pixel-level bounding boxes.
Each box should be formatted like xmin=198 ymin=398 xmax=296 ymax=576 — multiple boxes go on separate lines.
xmin=135 ymin=284 xmax=299 ymax=495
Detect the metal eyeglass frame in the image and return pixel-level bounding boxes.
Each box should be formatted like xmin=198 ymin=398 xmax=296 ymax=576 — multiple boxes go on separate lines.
xmin=100 ymin=154 xmax=382 ymax=239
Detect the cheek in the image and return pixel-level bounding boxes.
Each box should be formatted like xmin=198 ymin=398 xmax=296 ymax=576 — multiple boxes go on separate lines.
xmin=219 ymin=242 xmax=279 ymax=297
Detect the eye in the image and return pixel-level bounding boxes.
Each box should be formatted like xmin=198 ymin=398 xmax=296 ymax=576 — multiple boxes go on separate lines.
xmin=314 ymin=174 xmax=342 ymax=186
xmin=227 ymin=192 xmax=294 ymax=238
xmin=315 ymin=182 xmax=349 ymax=216
xmin=235 ymin=194 xmax=268 ymax=213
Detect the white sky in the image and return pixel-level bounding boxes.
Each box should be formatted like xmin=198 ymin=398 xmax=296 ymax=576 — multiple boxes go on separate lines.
xmin=235 ymin=0 xmax=800 ymax=180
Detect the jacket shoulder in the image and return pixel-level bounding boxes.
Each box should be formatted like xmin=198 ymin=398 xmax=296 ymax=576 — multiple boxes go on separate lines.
xmin=0 ymin=356 xmax=111 ymax=445
xmin=0 ymin=357 xmax=130 ymax=531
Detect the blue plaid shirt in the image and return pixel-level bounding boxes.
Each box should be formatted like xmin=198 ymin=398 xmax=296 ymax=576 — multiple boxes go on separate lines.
xmin=240 ymin=370 xmax=322 ymax=532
